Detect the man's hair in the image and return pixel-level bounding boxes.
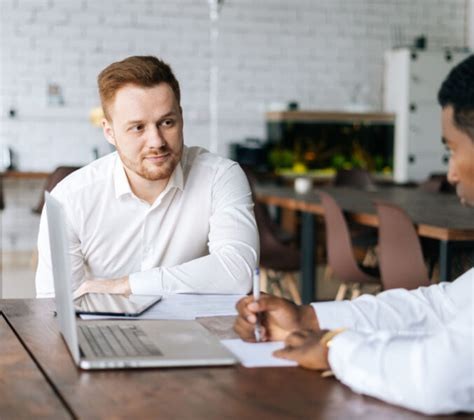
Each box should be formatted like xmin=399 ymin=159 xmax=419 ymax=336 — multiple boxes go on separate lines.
xmin=98 ymin=56 xmax=181 ymax=120
xmin=438 ymin=55 xmax=474 ymax=142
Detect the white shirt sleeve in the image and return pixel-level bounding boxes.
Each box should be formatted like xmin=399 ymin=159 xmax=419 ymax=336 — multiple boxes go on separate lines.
xmin=328 ymin=304 xmax=474 ymax=415
xmin=128 ymin=163 xmax=259 ymax=295
xmin=312 ymin=269 xmax=473 ymax=333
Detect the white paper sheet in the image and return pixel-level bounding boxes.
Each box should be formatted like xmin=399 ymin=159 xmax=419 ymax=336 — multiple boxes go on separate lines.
xmin=80 ymin=293 xmax=243 ymax=320
xmin=221 ymin=339 xmax=298 ymax=368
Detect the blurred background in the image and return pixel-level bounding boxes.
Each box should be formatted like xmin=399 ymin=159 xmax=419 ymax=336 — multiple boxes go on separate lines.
xmin=1 ymin=0 xmax=472 ymax=298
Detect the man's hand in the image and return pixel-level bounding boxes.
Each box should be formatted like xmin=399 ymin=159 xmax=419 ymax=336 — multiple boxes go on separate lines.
xmin=233 ymin=294 xmax=319 ymax=342
xmin=73 ymin=276 xmax=131 ymax=299
xmin=273 ymin=329 xmax=330 ymax=370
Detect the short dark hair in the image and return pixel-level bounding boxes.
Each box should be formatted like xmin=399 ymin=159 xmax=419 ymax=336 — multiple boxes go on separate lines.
xmin=438 ymin=55 xmax=474 ymax=142
xmin=98 ymin=56 xmax=181 ymax=120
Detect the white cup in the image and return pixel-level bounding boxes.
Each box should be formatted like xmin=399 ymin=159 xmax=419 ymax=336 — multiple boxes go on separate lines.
xmin=294 ymin=177 xmax=312 ymax=194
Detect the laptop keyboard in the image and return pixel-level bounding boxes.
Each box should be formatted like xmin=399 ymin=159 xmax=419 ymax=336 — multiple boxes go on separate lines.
xmin=78 ymin=324 xmax=163 ymax=358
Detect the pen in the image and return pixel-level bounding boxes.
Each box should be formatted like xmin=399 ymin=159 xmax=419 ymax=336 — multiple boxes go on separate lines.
xmin=253 ymin=267 xmax=261 ymax=342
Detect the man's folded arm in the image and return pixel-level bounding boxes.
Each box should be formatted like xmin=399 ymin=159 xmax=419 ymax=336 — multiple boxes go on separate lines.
xmin=312 ymin=268 xmax=473 ymax=334
xmin=327 ymin=306 xmax=474 ymax=415
xmin=129 ymin=163 xmax=259 ymax=295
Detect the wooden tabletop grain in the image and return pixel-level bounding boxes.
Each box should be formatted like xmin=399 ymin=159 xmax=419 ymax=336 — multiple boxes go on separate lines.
xmin=0 ymin=299 xmax=467 ymax=419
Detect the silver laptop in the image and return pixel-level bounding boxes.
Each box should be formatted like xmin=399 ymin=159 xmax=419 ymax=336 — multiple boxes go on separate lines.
xmin=45 ymin=192 xmax=237 ymax=370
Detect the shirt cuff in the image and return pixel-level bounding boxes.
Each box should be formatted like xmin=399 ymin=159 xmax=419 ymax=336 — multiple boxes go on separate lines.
xmin=311 ymin=300 xmax=357 ymax=330
xmin=129 ymin=269 xmax=163 ymax=295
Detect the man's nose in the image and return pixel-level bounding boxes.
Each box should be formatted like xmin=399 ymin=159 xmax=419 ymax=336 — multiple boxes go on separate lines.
xmin=147 ymin=126 xmax=166 ymax=148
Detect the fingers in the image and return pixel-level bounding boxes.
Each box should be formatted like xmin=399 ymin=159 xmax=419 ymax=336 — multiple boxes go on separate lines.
xmin=233 ymin=316 xmax=267 ymax=342
xmin=234 ymin=294 xmax=290 ymax=342
xmin=273 ymin=345 xmax=301 ymax=361
xmin=274 ymin=331 xmax=329 ymax=370
xmin=235 ymin=295 xmax=258 ymax=322
xmin=236 ymin=294 xmax=289 ymax=317
xmin=256 ymin=294 xmax=292 ymax=312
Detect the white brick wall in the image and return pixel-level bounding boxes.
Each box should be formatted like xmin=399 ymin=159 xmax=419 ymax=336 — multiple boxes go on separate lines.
xmin=0 ymin=0 xmax=467 ymax=168
xmin=0 ymin=0 xmax=467 ymax=253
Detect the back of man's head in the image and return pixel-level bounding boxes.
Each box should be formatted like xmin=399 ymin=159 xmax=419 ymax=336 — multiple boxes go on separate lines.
xmin=438 ymin=55 xmax=474 ymax=142
xmin=98 ymin=56 xmax=181 ymax=121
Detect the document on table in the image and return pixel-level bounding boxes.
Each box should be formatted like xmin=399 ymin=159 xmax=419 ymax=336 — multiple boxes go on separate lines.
xmin=80 ymin=293 xmax=243 ymax=320
xmin=221 ymin=339 xmax=298 ymax=368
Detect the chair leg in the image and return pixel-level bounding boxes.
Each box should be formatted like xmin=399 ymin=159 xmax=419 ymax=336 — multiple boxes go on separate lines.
xmin=350 ymin=283 xmax=361 ymax=300
xmin=323 ymin=265 xmax=333 ymax=282
xmin=362 ymin=246 xmax=378 ymax=268
xmin=259 ymin=268 xmax=269 ymax=293
xmin=265 ymin=270 xmax=282 ymax=297
xmin=284 ymin=273 xmax=302 ymax=305
xmin=335 ymin=283 xmax=348 ymax=301
xmin=428 ymin=258 xmax=437 ymax=280
xmin=271 ymin=280 xmax=284 ymax=297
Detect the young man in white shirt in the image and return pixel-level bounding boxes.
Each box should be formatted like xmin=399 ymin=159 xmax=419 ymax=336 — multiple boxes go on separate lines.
xmin=36 ymin=56 xmax=258 ymax=297
xmin=234 ymin=55 xmax=474 ymax=415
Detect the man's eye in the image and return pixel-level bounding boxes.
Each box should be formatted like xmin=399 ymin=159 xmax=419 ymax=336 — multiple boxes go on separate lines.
xmin=131 ymin=125 xmax=143 ymax=132
xmin=161 ymin=119 xmax=174 ymax=127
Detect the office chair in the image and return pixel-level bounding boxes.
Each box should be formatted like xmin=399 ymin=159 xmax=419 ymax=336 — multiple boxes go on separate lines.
xmin=242 ymin=166 xmax=302 ymax=304
xmin=333 ymin=168 xmax=377 ymax=191
xmin=418 ymin=172 xmax=455 ymax=194
xmin=30 ymin=166 xmax=80 ymax=270
xmin=317 ymin=190 xmax=380 ymax=300
xmin=375 ymin=201 xmax=431 ymax=290
xmin=33 ymin=166 xmax=81 ymax=214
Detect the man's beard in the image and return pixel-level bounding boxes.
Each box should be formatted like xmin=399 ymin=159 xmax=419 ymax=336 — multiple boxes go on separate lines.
xmin=117 ymin=145 xmax=182 ymax=181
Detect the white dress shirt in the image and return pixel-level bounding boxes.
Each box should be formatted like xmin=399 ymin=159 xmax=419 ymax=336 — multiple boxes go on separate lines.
xmin=36 ymin=146 xmax=259 ymax=297
xmin=313 ymin=268 xmax=474 ymax=415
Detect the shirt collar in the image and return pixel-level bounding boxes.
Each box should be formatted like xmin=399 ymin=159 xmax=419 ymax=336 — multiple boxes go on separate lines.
xmin=113 ymin=154 xmax=184 ymax=199
xmin=114 ymin=155 xmax=133 ymax=199
xmin=165 ymin=160 xmax=184 ymax=192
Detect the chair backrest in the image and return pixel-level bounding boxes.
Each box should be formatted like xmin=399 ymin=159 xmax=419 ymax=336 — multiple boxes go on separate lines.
xmin=241 ymin=165 xmax=300 ymax=271
xmin=375 ymin=201 xmax=430 ymax=290
xmin=33 ymin=166 xmax=81 ymax=214
xmin=418 ymin=173 xmax=455 ymax=194
xmin=333 ymin=168 xmax=376 ymax=191
xmin=317 ymin=190 xmax=377 ymax=284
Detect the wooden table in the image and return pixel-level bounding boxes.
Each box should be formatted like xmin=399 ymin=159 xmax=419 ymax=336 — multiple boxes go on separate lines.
xmin=1 ymin=298 xmax=466 ymax=419
xmin=256 ymin=184 xmax=474 ymax=303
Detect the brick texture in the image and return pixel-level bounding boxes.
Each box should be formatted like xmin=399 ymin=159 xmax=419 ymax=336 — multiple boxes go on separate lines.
xmin=0 ymin=0 xmax=467 ymax=252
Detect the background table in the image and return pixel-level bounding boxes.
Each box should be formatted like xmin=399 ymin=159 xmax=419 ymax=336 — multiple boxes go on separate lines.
xmin=2 ymin=298 xmax=468 ymax=419
xmin=256 ymin=185 xmax=474 ymax=303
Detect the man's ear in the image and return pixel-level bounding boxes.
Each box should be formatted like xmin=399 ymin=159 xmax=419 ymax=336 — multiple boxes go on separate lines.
xmin=102 ymin=118 xmax=116 ymax=146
